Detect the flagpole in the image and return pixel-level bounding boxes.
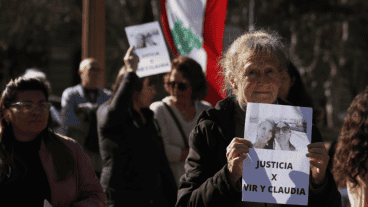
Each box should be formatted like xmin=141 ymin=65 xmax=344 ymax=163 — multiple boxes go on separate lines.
xmin=249 ymin=0 xmax=254 ymax=31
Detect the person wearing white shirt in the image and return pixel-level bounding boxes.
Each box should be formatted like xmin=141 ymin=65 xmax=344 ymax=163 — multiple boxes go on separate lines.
xmin=150 ymin=56 xmax=212 ymax=187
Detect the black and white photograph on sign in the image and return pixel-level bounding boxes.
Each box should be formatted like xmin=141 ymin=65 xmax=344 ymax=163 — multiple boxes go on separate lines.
xmin=254 ymin=119 xmax=308 ymax=151
xmin=247 ymin=103 xmax=312 ymax=151
xmin=125 ymin=21 xmax=171 ymax=77
xmin=242 ymin=103 xmax=313 ymax=205
xmin=135 ymin=31 xmax=158 ymax=49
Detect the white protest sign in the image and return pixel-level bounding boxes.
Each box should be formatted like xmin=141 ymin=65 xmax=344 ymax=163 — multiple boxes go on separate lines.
xmin=125 ymin=21 xmax=171 ymax=77
xmin=242 ymin=103 xmax=313 ymax=205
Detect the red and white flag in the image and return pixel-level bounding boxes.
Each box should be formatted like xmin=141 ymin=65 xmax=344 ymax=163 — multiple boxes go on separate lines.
xmin=161 ymin=0 xmax=228 ymax=106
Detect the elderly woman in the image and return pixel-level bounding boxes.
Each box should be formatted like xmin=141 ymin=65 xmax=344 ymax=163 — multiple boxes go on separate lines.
xmin=0 ymin=77 xmax=105 ymax=206
xmin=176 ymin=30 xmax=341 ymax=207
xmin=150 ymin=56 xmax=212 ymax=187
xmin=333 ymin=89 xmax=368 ymax=207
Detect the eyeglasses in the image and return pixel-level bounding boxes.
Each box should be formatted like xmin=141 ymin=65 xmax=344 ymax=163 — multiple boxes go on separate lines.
xmin=168 ymin=82 xmax=188 ymax=91
xmin=10 ymin=102 xmax=51 ymax=113
xmin=276 ymin=126 xmax=290 ymax=133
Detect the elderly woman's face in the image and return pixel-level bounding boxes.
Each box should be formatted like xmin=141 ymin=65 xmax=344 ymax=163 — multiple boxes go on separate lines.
xmin=236 ymin=53 xmax=280 ymax=104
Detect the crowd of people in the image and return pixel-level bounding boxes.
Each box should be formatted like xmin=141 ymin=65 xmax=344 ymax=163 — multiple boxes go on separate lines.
xmin=1 ymin=28 xmax=367 ymax=206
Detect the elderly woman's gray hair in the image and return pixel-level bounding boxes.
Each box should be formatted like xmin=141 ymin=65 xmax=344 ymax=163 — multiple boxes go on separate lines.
xmin=220 ymin=29 xmax=288 ymax=96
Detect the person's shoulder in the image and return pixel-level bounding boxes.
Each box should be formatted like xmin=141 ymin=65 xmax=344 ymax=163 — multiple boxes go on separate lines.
xmin=149 ymin=97 xmax=169 ymax=112
xmin=61 ymin=84 xmax=82 ymax=100
xmin=52 ymin=132 xmax=81 ymax=150
xmin=63 ymin=84 xmax=81 ymax=95
xmin=98 ymin=87 xmax=112 ymax=97
xmin=196 ymin=96 xmax=235 ymax=125
xmin=198 ymin=100 xmax=213 ymax=110
xmin=149 ymin=101 xmax=164 ymax=111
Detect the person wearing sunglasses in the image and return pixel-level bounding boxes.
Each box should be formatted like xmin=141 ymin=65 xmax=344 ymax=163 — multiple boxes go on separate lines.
xmin=0 ymin=77 xmax=106 ymax=206
xmin=150 ymin=56 xmax=212 ymax=187
xmin=264 ymin=122 xmax=296 ymax=151
xmin=97 ymin=47 xmax=177 ymax=207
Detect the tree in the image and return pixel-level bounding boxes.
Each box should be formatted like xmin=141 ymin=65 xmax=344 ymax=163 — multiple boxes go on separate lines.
xmin=244 ymin=0 xmax=368 ymax=131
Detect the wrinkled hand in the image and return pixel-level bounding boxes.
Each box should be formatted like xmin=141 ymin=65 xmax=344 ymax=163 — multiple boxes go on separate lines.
xmin=306 ymin=142 xmax=329 ymax=184
xmin=226 ymin=138 xmax=252 ymax=183
xmin=123 ymin=46 xmax=139 ymax=72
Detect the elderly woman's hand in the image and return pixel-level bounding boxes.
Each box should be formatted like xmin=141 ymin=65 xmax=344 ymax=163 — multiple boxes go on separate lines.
xmin=124 ymin=46 xmax=139 ymax=72
xmin=306 ymin=142 xmax=329 ymax=185
xmin=226 ymin=138 xmax=252 ymax=183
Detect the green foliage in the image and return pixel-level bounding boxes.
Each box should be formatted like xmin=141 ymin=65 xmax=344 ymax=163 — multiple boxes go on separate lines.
xmin=225 ymin=0 xmax=368 ymax=128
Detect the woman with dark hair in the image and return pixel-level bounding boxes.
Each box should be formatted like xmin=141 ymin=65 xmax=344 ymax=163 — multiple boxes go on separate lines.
xmin=176 ymin=29 xmax=341 ymax=206
xmin=97 ymin=47 xmax=177 ymax=207
xmin=278 ymin=62 xmax=313 ymax=108
xmin=264 ymin=122 xmax=296 ymax=151
xmin=150 ymin=56 xmax=212 ymax=187
xmin=0 ymin=77 xmax=105 ymax=206
xmin=333 ymin=89 xmax=368 ymax=206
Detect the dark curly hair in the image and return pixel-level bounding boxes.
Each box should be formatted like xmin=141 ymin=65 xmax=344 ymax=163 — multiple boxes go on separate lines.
xmin=333 ymin=89 xmax=368 ymax=188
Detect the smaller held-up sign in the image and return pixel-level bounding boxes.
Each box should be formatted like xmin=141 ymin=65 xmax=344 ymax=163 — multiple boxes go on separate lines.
xmin=242 ymin=103 xmax=313 ymax=205
xmin=125 ymin=21 xmax=171 ymax=77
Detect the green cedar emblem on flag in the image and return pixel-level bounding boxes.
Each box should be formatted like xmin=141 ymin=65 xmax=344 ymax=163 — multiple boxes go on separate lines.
xmin=171 ymin=18 xmax=202 ymax=55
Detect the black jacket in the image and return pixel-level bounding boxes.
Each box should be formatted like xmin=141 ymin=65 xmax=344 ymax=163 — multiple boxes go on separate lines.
xmin=176 ymin=97 xmax=341 ymax=207
xmin=97 ymin=72 xmax=177 ymax=207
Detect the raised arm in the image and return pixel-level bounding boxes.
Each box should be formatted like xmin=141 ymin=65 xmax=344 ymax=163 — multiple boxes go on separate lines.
xmin=101 ymin=46 xmax=140 ymax=126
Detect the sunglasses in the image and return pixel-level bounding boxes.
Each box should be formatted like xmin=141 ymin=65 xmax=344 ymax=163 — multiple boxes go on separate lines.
xmin=276 ymin=126 xmax=290 ymax=133
xmin=168 ymin=82 xmax=188 ymax=91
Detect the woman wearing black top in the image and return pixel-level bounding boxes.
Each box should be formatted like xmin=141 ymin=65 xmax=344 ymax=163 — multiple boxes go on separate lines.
xmin=0 ymin=77 xmax=105 ymax=206
xmin=97 ymin=47 xmax=177 ymax=207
